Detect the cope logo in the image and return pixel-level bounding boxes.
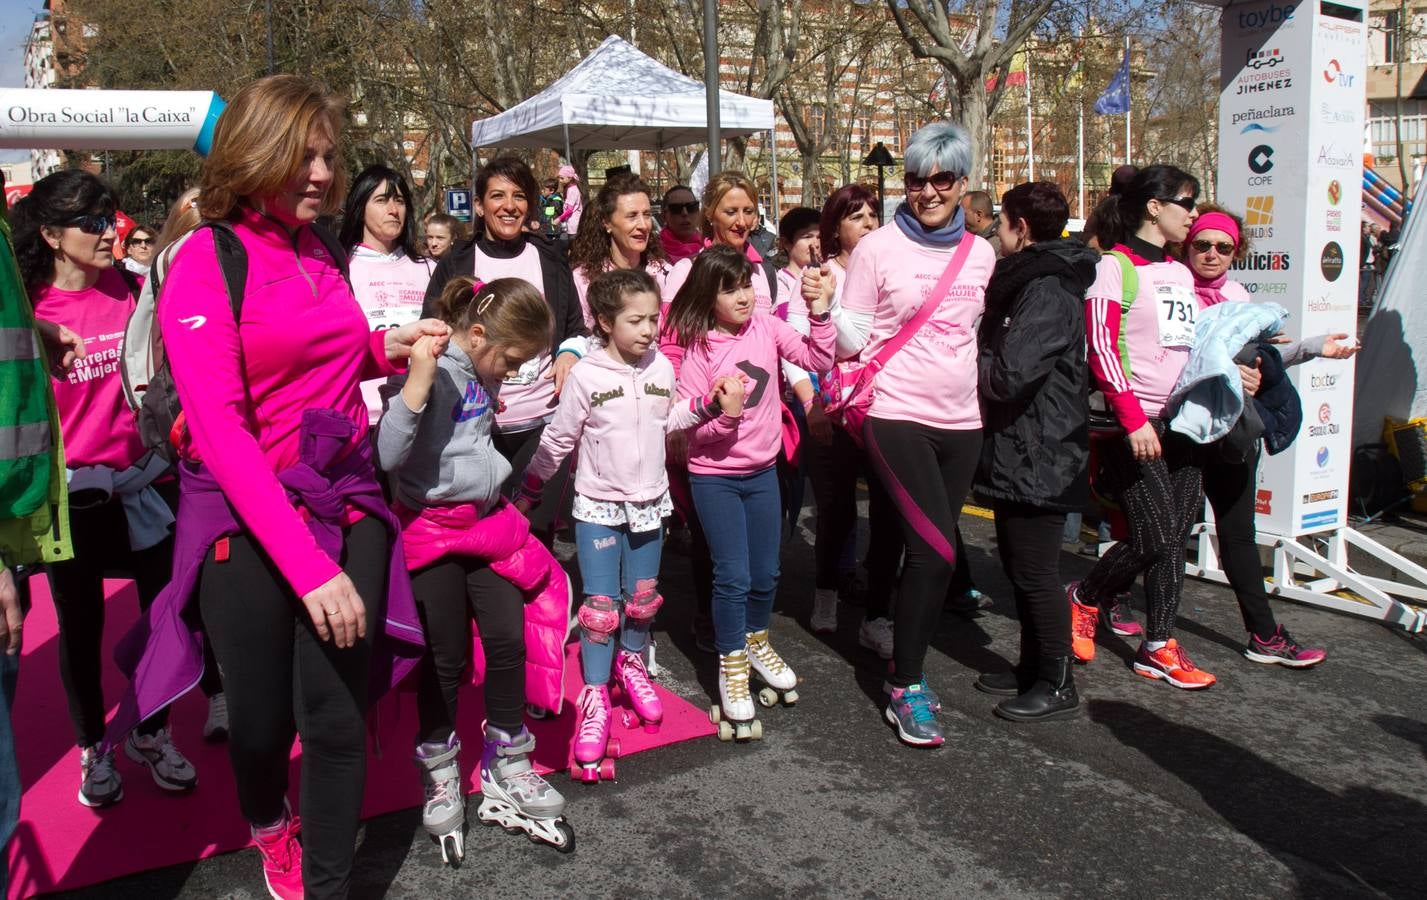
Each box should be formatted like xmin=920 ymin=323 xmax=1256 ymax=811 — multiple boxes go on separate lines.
xmin=1327 ymin=180 xmax=1341 ymax=205
xmin=1309 ymin=402 xmax=1340 ymax=436
xmin=1323 ymin=59 xmax=1356 ymax=87
xmin=1247 ymin=145 xmax=1274 ymax=184
xmin=1238 ymin=1 xmax=1295 ymax=29
xmin=1320 ymin=242 xmax=1344 ymax=281
xmin=1316 ymin=446 xmax=1330 ymax=468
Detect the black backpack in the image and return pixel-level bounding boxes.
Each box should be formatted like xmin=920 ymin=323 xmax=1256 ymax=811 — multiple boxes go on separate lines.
xmin=132 ymin=220 xmax=350 ymax=464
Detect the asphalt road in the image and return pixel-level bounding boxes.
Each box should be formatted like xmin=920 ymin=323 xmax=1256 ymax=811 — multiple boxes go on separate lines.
xmin=54 ymin=512 xmax=1427 ymax=899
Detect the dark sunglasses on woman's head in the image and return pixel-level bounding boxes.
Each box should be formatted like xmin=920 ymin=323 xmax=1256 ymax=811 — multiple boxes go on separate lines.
xmin=904 ymin=171 xmax=960 ymax=193
xmin=666 ymin=202 xmax=699 ymax=215
xmin=1190 ymin=239 xmax=1236 ymax=256
xmin=1157 ymin=196 xmax=1197 ymax=212
xmin=64 ymin=215 xmax=116 ymax=235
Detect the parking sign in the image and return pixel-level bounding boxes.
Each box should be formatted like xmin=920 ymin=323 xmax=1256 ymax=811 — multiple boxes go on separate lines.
xmin=444 ymin=188 xmax=472 ymax=222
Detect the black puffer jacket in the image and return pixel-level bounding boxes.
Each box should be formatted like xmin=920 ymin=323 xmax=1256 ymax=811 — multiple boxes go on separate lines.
xmin=975 ymin=238 xmax=1099 ymax=512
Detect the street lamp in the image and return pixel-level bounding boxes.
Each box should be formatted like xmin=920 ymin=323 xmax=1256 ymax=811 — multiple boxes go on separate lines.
xmin=863 ymin=141 xmax=896 ymax=220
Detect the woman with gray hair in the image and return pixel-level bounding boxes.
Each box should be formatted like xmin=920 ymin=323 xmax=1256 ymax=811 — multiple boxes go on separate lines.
xmin=811 ymin=122 xmax=996 ymax=746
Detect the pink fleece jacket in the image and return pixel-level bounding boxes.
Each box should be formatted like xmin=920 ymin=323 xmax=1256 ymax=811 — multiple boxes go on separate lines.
xmin=668 ymin=314 xmax=834 ymax=475
xmin=525 ymin=344 xmax=711 ymax=501
xmin=160 ymin=208 xmax=400 ymax=597
xmin=396 ymin=500 xmax=571 ymax=713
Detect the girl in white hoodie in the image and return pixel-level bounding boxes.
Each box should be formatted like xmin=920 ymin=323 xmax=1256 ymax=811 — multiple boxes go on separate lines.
xmin=519 ymin=268 xmax=742 ymax=780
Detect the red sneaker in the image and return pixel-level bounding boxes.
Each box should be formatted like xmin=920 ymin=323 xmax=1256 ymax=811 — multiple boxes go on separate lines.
xmin=1133 ymin=639 xmax=1217 ymax=690
xmin=1067 ymin=582 xmax=1098 ymax=662
xmin=252 ymin=809 xmax=303 ymax=899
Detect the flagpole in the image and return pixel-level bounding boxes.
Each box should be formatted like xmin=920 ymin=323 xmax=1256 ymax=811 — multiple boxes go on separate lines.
xmin=1078 ymin=101 xmax=1085 ymax=218
xmin=1026 ymin=45 xmax=1035 ymax=181
xmin=1124 ymin=33 xmax=1131 ymax=166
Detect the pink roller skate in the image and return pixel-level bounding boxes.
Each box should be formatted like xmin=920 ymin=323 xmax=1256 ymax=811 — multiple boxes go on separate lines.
xmin=577 ymin=595 xmax=620 ymax=644
xmin=569 ymin=684 xmax=618 ymax=783
xmin=615 ymin=648 xmax=663 ymax=732
xmin=623 ymin=579 xmax=664 ymax=622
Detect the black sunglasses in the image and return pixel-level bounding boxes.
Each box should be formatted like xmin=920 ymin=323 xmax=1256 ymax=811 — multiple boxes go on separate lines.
xmin=1157 ymin=196 xmax=1197 ymax=212
xmin=904 ymin=171 xmax=961 ymax=193
xmin=64 ymin=215 xmax=117 ymax=235
xmin=127 ymin=236 xmax=155 ymax=247
xmin=1190 ymin=239 xmax=1236 ymax=256
xmin=666 ymin=202 xmax=699 ymax=215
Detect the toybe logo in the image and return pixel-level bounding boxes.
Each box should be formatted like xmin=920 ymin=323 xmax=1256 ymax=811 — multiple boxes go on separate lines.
xmin=1320 ymin=242 xmax=1344 ymax=281
xmin=1323 ymin=59 xmax=1356 ymax=87
xmin=1237 ymin=2 xmax=1295 ymax=29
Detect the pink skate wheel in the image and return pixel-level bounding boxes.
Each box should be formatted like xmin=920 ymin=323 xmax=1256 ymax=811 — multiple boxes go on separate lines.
xmin=643 ymin=722 xmax=661 ymax=734
xmin=606 ymin=739 xmax=622 ymax=759
xmin=600 ymin=759 xmax=616 ymax=781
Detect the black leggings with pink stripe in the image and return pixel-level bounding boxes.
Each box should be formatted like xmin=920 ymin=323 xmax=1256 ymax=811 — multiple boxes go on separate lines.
xmin=865 ymin=418 xmax=982 ymax=688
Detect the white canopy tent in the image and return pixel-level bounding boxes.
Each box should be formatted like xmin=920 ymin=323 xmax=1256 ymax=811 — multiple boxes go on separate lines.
xmin=469 ymin=35 xmax=780 ymax=212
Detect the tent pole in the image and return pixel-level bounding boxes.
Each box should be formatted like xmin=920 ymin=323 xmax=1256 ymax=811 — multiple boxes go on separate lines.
xmin=768 ymin=128 xmax=780 ymax=226
xmin=563 ymin=122 xmax=573 ymax=167
xmin=704 ymin=0 xmax=721 ymax=174
xmin=656 ymin=134 xmax=664 ymax=197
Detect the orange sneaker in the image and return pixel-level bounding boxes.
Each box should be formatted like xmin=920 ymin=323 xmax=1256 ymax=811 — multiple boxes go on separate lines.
xmin=1133 ymin=639 xmax=1217 ymax=690
xmin=1067 ymin=582 xmax=1098 ymax=662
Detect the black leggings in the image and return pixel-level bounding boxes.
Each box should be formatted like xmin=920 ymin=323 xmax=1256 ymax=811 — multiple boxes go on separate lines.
xmin=412 ymin=558 xmax=526 ymax=740
xmin=494 ymin=423 xmax=570 ymax=537
xmin=200 ymin=516 xmax=386 ymax=900
xmin=993 ymin=500 xmax=1071 ymax=660
xmin=47 ymin=484 xmax=177 ymax=746
xmin=808 ymin=424 xmax=900 ymax=620
xmin=1202 ymin=445 xmax=1276 ymax=639
xmin=865 ymin=418 xmax=981 ymax=687
xmin=1081 ymin=424 xmax=1203 ymax=642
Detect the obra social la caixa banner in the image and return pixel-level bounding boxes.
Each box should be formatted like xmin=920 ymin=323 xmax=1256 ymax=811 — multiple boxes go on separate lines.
xmin=1217 ymin=0 xmax=1365 ymax=537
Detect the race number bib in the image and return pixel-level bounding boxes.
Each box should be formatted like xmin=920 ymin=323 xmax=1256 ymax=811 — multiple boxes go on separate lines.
xmin=363 ymin=304 xmax=421 ymax=332
xmin=1155 ymin=284 xmax=1196 ymax=349
xmin=504 ymin=353 xmax=545 ymax=386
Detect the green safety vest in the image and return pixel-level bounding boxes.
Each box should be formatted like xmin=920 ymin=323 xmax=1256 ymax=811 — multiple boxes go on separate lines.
xmin=0 ymin=208 xmax=71 ymax=567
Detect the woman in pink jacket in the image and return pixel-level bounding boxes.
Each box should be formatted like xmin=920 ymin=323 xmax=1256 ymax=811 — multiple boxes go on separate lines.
xmin=664 ymin=245 xmax=834 ymax=740
xmin=568 ymin=173 xmax=669 ymax=328
xmin=555 ymin=165 xmax=583 ymax=239
xmin=520 ymin=268 xmax=740 ymax=777
xmin=156 ymin=76 xmax=445 ymax=899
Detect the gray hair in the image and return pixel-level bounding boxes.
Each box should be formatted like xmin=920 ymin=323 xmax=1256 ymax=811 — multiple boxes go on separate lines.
xmin=903 ymin=122 xmax=974 ymax=179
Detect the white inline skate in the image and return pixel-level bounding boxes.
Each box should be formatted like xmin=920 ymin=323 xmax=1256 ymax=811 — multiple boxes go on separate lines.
xmin=709 ymin=649 xmax=762 ymax=741
xmin=414 ymin=733 xmax=466 ymax=866
xmin=746 ymin=629 xmax=800 ymax=707
xmin=476 ymin=723 xmax=574 ymax=852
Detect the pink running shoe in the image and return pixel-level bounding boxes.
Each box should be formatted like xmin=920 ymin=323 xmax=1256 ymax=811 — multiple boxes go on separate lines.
xmin=623 ymin=579 xmax=664 ymax=622
xmin=577 ymin=595 xmax=620 ymax=643
xmin=572 ymin=684 xmax=612 ymax=768
xmin=252 ymin=807 xmax=303 ymax=900
xmin=1100 ymin=592 xmax=1142 ymax=638
xmin=615 ymin=648 xmax=663 ymax=731
xmin=1244 ymin=626 xmax=1326 ymax=668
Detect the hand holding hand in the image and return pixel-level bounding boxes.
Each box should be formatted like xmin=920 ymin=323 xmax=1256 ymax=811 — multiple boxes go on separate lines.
xmin=385 ymin=318 xmax=451 ymax=363
xmin=807 ymin=400 xmax=834 ymax=446
xmin=300 ymin=572 xmax=367 ymax=649
xmin=801 ymin=264 xmax=835 ymax=314
xmin=714 ymin=375 xmax=745 ymax=417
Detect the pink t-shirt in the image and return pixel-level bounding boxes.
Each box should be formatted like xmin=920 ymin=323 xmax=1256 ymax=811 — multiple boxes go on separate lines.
xmin=349 ymin=247 xmax=433 ymax=423
xmin=1084 ymin=254 xmax=1196 ymax=427
xmin=473 ymin=242 xmax=554 ymax=429
xmin=661 ymin=245 xmax=774 ymax=317
xmin=839 ymin=224 xmax=995 ymax=430
xmin=572 ymin=259 xmax=670 ymax=329
xmin=32 ymin=267 xmax=148 ymax=470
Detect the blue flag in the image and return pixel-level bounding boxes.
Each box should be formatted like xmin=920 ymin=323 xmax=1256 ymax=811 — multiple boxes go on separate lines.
xmin=1094 ymin=53 xmax=1130 ymax=115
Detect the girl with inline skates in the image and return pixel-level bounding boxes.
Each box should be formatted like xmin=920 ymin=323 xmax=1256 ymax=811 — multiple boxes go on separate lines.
xmin=517 ymin=268 xmax=743 ymax=779
xmin=378 ymin=276 xmax=575 ymax=862
xmin=661 ymin=245 xmax=834 ymax=740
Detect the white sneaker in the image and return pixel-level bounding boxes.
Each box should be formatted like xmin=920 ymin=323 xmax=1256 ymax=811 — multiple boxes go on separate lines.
xmin=204 ymin=692 xmax=229 ymax=742
xmin=810 ymin=588 xmax=838 ymax=634
xmin=858 ymin=617 xmax=894 ymax=660
xmin=78 ymin=744 xmax=123 ymax=807
xmin=124 ymin=726 xmax=198 ymax=791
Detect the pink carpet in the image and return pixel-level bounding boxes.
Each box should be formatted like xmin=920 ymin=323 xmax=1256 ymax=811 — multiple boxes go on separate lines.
xmin=6 ymin=576 xmax=714 ymax=899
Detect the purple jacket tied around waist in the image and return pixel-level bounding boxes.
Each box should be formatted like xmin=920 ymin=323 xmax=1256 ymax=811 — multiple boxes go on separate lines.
xmin=102 ymin=409 xmax=424 ymax=752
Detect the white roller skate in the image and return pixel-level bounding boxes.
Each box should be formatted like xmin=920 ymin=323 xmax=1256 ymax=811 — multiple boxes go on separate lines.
xmin=477 ymin=723 xmax=574 ymax=852
xmin=746 ymin=629 xmax=800 ymax=707
xmin=414 ymin=733 xmax=466 ymax=866
xmin=709 ymin=650 xmax=762 ymax=741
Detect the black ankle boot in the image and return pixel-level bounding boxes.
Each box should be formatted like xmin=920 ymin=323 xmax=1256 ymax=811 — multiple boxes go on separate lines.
xmin=974 ymin=664 xmax=1034 ymax=696
xmin=993 ymin=657 xmax=1080 ymax=722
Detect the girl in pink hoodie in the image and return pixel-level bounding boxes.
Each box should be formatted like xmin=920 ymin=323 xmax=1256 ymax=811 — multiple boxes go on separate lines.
xmin=662 ymin=245 xmax=835 ymax=740
xmin=519 ymin=268 xmax=741 ymax=778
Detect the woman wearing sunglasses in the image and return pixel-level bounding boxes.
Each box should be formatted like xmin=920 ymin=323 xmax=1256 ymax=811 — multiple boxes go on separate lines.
xmin=1069 ymin=165 xmax=1216 ymax=690
xmin=121 ymin=224 xmax=158 ymax=275
xmin=1179 ymin=205 xmax=1354 ymax=669
xmin=11 ymin=170 xmax=199 ymax=807
xmin=831 ymin=122 xmax=996 ymax=747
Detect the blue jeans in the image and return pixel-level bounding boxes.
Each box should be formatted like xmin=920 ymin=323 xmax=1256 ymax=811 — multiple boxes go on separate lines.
xmin=0 ymin=640 xmax=20 ymax=898
xmin=574 ymin=521 xmax=663 ymax=685
xmin=689 ymin=467 xmax=781 ymax=654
